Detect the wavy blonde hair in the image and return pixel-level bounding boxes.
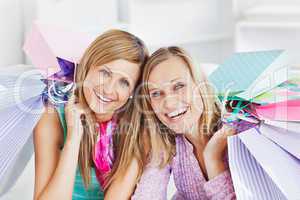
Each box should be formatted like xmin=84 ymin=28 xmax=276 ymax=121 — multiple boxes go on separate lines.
xmin=139 ymin=46 xmax=221 ymax=166
xmin=74 ymin=29 xmax=148 ymax=188
xmin=107 ymin=47 xmax=222 ymax=187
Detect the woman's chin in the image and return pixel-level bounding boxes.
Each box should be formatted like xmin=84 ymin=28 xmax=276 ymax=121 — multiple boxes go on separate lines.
xmin=90 ymin=104 xmax=113 ymax=115
xmin=167 ymin=124 xmax=186 ymax=134
xmin=167 ymin=122 xmax=194 ymax=134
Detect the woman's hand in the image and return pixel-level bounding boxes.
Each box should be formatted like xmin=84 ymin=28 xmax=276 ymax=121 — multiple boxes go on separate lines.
xmin=203 ymin=124 xmax=236 ymax=180
xmin=64 ymin=91 xmax=86 ymax=144
xmin=203 ymin=124 xmax=236 ymax=160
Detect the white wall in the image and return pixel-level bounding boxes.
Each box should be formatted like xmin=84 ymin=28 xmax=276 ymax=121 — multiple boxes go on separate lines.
xmin=127 ymin=0 xmax=234 ymax=63
xmin=35 ymin=0 xmax=119 ymax=32
xmin=0 ymin=0 xmax=235 ymax=68
xmin=0 ymin=0 xmax=24 ymax=67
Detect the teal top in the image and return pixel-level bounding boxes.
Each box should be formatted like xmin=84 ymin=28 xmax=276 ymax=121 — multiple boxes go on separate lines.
xmin=55 ymin=105 xmax=104 ymax=200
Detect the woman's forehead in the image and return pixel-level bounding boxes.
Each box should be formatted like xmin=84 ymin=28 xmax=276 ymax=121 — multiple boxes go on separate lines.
xmin=93 ymin=59 xmax=140 ymax=78
xmin=148 ymin=57 xmax=191 ymax=87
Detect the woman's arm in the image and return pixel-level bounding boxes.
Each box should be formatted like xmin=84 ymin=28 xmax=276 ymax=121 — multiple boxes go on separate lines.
xmin=105 ymin=157 xmax=140 ymax=200
xmin=34 ymin=97 xmax=84 ymax=200
xmin=203 ymin=125 xmax=235 ymax=179
xmin=202 ymin=125 xmax=236 ymax=199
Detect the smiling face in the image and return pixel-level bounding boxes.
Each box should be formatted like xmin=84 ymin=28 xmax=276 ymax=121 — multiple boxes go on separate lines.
xmin=83 ymin=59 xmax=140 ymax=119
xmin=147 ymin=56 xmax=204 ymax=134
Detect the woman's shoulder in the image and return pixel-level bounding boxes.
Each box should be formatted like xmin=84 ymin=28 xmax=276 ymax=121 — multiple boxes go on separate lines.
xmin=33 ymin=104 xmax=64 ymax=148
xmin=36 ymin=104 xmax=62 ymax=126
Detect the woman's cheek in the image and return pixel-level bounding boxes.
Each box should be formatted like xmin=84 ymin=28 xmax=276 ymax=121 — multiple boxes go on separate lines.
xmin=194 ymin=98 xmax=204 ymax=115
xmin=151 ymin=101 xmax=162 ymax=115
xmin=184 ymin=87 xmax=194 ymax=103
xmin=114 ymin=92 xmax=129 ymax=110
xmin=82 ymin=85 xmax=92 ymax=104
xmin=149 ymin=103 xmax=161 ymax=122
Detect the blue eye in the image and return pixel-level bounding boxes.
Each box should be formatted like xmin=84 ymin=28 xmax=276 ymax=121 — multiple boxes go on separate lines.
xmin=150 ymin=91 xmax=161 ymax=98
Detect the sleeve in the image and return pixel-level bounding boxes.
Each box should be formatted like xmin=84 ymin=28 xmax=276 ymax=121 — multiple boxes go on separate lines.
xmin=131 ymin=163 xmax=172 ymax=200
xmin=171 ymin=192 xmax=185 ymax=200
xmin=203 ymin=170 xmax=236 ymax=200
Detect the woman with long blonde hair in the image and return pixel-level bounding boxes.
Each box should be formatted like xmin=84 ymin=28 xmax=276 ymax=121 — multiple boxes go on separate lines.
xmin=33 ymin=29 xmax=148 ymax=200
xmin=110 ymin=46 xmax=237 ymax=199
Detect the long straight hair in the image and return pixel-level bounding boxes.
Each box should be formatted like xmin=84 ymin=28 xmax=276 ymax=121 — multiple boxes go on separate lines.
xmin=107 ymin=47 xmax=222 ymax=187
xmin=74 ymin=29 xmax=148 ymax=188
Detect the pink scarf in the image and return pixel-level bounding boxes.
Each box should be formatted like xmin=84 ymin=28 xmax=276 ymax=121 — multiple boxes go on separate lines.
xmin=93 ymin=117 xmax=117 ymax=187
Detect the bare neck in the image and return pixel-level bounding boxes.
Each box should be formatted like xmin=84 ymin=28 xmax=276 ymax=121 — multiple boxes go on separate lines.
xmin=95 ymin=112 xmax=114 ymax=123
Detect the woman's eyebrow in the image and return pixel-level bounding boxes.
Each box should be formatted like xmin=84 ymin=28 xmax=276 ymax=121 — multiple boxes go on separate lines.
xmin=148 ymin=78 xmax=182 ymax=91
xmin=170 ymin=77 xmax=183 ymax=82
xmin=102 ymin=65 xmax=113 ymax=74
xmin=148 ymin=85 xmax=159 ymax=92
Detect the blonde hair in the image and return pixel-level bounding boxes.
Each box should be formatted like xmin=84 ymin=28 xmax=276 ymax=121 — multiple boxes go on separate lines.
xmin=107 ymin=47 xmax=222 ymax=187
xmin=74 ymin=29 xmax=148 ymax=188
xmin=140 ymin=46 xmax=221 ymax=166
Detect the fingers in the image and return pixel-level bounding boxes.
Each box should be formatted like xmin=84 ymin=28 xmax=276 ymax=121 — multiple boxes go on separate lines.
xmin=221 ymin=124 xmax=236 ymax=137
xmin=65 ymin=86 xmax=82 ymax=125
xmin=68 ymin=87 xmax=88 ymax=131
xmin=66 ymin=87 xmax=79 ymax=114
xmin=68 ymin=86 xmax=79 ymax=105
xmin=235 ymin=113 xmax=260 ymax=124
xmin=73 ymin=86 xmax=79 ymax=104
xmin=80 ymin=113 xmax=87 ymax=126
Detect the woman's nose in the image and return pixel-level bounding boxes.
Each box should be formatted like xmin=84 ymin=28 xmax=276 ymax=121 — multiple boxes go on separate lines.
xmin=103 ymin=79 xmax=117 ymax=96
xmin=162 ymin=96 xmax=178 ymax=111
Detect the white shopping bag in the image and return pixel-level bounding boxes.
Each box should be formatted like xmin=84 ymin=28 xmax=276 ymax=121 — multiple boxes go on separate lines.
xmin=228 ymin=126 xmax=300 ymax=199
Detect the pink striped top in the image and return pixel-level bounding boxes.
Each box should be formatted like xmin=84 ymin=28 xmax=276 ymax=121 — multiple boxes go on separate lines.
xmin=132 ymin=135 xmax=236 ymax=200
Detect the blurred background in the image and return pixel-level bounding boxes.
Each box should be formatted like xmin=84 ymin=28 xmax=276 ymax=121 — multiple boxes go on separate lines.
xmin=0 ymin=0 xmax=300 ymax=199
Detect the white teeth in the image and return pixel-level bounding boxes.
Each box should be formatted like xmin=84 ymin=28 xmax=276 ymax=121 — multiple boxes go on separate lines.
xmin=167 ymin=107 xmax=187 ymax=118
xmin=95 ymin=92 xmax=113 ymax=103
